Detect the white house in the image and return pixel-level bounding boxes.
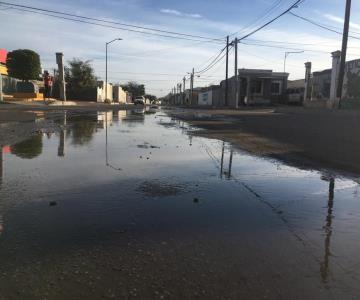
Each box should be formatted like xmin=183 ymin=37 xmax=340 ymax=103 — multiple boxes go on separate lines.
xmin=113 ymin=85 xmax=127 ymax=103
xmin=198 ymin=90 xmax=213 ymax=106
xmin=97 ymin=81 xmax=113 ymax=102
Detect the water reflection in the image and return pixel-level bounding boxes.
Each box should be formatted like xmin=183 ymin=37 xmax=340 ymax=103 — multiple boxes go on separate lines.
xmin=320 ymin=176 xmax=335 ymax=283
xmin=97 ymin=111 xmax=113 ymax=129
xmin=2 ymin=109 xmax=360 ymax=298
xmin=66 ymin=115 xmax=97 ymax=146
xmin=58 ymin=112 xmax=67 ymax=157
xmin=122 ymin=109 xmax=145 ymax=125
xmin=220 ymin=142 xmax=224 ymax=178
xmin=105 ymin=111 xmax=122 ymax=171
xmin=112 ymin=110 xmax=127 ymax=124
xmin=218 ymin=142 xmax=233 ymax=179
xmin=11 ymin=134 xmax=43 ymax=159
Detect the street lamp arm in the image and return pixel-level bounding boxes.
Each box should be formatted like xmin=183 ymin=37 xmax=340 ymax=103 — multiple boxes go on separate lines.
xmin=105 ymin=38 xmax=122 ymax=103
xmin=106 ymin=38 xmax=122 ymax=45
xmin=284 ymin=50 xmax=304 ymax=73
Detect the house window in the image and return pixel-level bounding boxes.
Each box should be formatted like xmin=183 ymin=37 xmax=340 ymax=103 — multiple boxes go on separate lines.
xmin=251 ymin=80 xmax=262 ymax=95
xmin=271 ymin=81 xmax=282 ymax=95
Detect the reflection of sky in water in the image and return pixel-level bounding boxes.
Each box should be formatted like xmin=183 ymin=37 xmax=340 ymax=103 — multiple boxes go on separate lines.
xmin=1 ymin=109 xmax=360 ymax=291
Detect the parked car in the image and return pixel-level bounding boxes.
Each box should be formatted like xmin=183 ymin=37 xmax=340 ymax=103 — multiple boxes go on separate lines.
xmin=287 ymin=87 xmax=304 ymax=104
xmin=134 ymin=96 xmax=145 ymax=105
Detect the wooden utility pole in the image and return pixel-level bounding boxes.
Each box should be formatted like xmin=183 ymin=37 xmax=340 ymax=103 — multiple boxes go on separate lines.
xmin=183 ymin=76 xmax=186 ymax=105
xmin=337 ymin=0 xmax=352 ymax=108
xmin=225 ymin=35 xmax=229 ymax=106
xmin=234 ymin=37 xmax=239 ymax=108
xmin=56 ymin=52 xmax=66 ymax=102
xmin=190 ymin=68 xmax=194 ymax=105
xmin=173 ymin=86 xmax=176 ymax=104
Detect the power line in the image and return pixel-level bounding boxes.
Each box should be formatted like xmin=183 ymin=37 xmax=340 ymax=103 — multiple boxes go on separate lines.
xmin=198 ymin=45 xmax=233 ymax=76
xmin=0 ymin=1 xmax=223 ymax=42
xmin=289 ymin=12 xmax=360 ymax=41
xmin=195 ymin=45 xmax=228 ymax=74
xmin=0 ymin=3 xmax=223 ymax=43
xmin=237 ymin=0 xmax=303 ymax=42
xmin=196 ymin=47 xmax=227 ymax=70
xmin=230 ymin=0 xmax=285 ymax=37
xmin=246 ymin=38 xmax=339 ymax=47
xmin=196 ymin=49 xmax=228 ymax=75
xmin=194 ymin=0 xmax=304 ymax=80
xmin=240 ymin=41 xmax=360 ymax=57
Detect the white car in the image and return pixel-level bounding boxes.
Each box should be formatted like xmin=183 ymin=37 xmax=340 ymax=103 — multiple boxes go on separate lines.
xmin=134 ymin=97 xmax=145 ymax=105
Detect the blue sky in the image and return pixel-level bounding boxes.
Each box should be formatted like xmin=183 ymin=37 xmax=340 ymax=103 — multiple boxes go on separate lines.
xmin=1 ymin=0 xmax=360 ymax=96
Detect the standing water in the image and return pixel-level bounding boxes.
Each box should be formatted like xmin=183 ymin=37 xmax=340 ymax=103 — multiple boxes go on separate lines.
xmin=0 ymin=109 xmax=360 ymax=299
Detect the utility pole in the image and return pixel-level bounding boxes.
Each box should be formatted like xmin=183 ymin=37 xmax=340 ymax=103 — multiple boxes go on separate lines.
xmin=190 ymin=68 xmax=194 ymax=105
xmin=177 ymin=84 xmax=179 ymax=105
xmin=225 ymin=35 xmax=229 ymax=106
xmin=56 ymin=52 xmax=66 ymax=102
xmin=179 ymin=83 xmax=182 ymax=106
xmin=183 ymin=76 xmax=186 ymax=105
xmin=234 ymin=37 xmax=239 ymax=108
xmin=337 ymin=0 xmax=352 ymax=108
xmin=174 ymin=86 xmax=176 ymax=105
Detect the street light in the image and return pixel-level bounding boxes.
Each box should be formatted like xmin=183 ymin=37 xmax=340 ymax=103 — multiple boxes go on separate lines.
xmin=106 ymin=38 xmax=122 ymax=103
xmin=283 ymin=51 xmax=304 ymax=73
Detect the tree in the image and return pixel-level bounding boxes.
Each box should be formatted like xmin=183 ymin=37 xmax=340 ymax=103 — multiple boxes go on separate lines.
xmin=121 ymin=81 xmax=145 ymax=99
xmin=66 ymin=115 xmax=97 ymax=146
xmin=6 ymin=49 xmax=41 ymax=81
xmin=11 ymin=134 xmax=43 ymax=159
xmin=144 ymin=94 xmax=157 ymax=103
xmin=65 ymin=59 xmax=97 ymax=100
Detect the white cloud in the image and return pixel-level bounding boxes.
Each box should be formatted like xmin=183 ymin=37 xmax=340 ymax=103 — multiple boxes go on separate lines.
xmin=160 ymin=8 xmax=202 ymax=19
xmin=324 ymin=13 xmax=360 ymax=30
xmin=186 ymin=13 xmax=202 ymax=19
xmin=160 ymin=9 xmax=182 ymax=16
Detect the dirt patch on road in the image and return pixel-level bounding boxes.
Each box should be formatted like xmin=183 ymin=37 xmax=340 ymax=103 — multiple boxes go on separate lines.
xmin=137 ymin=180 xmax=187 ymax=197
xmin=169 ymin=107 xmax=360 ymax=175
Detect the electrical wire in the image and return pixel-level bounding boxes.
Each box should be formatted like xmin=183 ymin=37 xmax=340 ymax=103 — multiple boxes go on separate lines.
xmin=238 ymin=0 xmax=303 ymax=41
xmin=230 ymin=0 xmax=285 ymax=37
xmin=195 ymin=45 xmax=228 ymax=74
xmin=241 ymin=41 xmax=359 ymax=56
xmin=0 ymin=1 xmax=223 ymax=42
xmin=289 ymin=12 xmax=360 ymax=41
xmin=196 ymin=48 xmax=230 ymax=75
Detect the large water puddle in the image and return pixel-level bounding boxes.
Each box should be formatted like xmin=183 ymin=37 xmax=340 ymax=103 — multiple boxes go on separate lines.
xmin=0 ymin=108 xmax=360 ymax=299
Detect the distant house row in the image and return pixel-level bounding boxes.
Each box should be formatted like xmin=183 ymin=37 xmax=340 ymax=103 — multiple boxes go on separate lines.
xmin=166 ymin=68 xmax=289 ymax=107
xmin=165 ymin=51 xmax=360 ymax=109
xmin=96 ymin=81 xmax=132 ymax=103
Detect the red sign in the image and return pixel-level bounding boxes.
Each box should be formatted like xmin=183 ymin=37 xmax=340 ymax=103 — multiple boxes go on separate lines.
xmin=2 ymin=146 xmax=10 ymax=154
xmin=0 ymin=49 xmax=7 ymax=64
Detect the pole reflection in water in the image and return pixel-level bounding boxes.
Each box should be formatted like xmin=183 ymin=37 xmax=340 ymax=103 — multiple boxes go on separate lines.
xmin=219 ymin=143 xmax=233 ymax=179
xmin=220 ymin=142 xmax=225 ymax=179
xmin=227 ymin=149 xmax=233 ymax=179
xmin=58 ymin=111 xmax=67 ymax=157
xmin=105 ymin=111 xmax=121 ymax=171
xmin=320 ymin=177 xmax=335 ymax=283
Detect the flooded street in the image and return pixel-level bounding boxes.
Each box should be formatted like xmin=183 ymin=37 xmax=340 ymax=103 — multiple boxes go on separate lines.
xmin=1 ymin=108 xmax=360 ymax=299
